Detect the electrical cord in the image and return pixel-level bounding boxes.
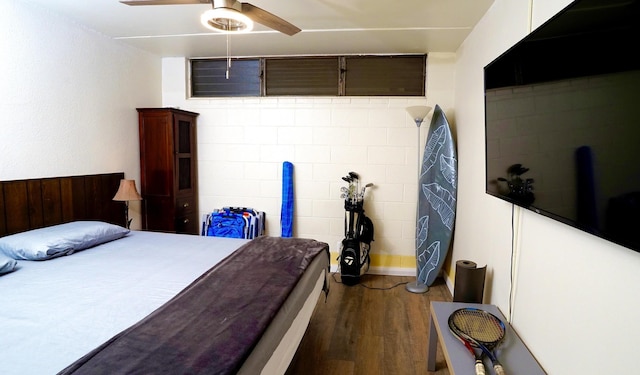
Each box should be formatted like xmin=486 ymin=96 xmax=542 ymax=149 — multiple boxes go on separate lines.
xmin=333 ymin=251 xmax=407 ymax=290
xmin=508 ymin=203 xmax=516 ymax=322
xmin=360 ymin=280 xmax=409 ymax=290
xmin=330 ymin=271 xmax=408 ymax=290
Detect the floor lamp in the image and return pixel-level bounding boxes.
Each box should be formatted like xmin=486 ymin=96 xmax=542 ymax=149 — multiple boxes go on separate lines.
xmin=405 ymin=105 xmax=432 ymax=294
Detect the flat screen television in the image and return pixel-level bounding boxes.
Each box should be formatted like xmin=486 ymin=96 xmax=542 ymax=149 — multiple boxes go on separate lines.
xmin=484 ymin=0 xmax=640 ymax=252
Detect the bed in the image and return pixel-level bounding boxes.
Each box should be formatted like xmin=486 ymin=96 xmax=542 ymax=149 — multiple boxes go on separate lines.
xmin=0 ymin=173 xmax=330 ymax=375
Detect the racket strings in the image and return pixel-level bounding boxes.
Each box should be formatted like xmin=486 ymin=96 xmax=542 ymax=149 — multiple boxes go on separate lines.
xmin=452 ymin=310 xmax=504 ymax=343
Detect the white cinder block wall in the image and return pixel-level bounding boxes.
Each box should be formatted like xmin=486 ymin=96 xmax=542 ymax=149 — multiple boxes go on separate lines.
xmin=162 ymin=55 xmax=456 ymax=273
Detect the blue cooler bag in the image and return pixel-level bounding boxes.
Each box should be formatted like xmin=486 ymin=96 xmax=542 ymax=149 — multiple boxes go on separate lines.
xmin=206 ymin=211 xmax=248 ymax=238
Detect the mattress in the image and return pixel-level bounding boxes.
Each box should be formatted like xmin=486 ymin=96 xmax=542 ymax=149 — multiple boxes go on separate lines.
xmin=0 ymin=230 xmax=327 ymax=374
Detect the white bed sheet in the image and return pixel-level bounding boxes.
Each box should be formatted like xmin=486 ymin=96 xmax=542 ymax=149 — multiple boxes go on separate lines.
xmin=0 ymin=231 xmax=248 ymax=375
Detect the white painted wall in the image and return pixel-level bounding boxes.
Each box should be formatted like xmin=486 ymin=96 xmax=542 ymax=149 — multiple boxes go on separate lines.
xmin=162 ymin=54 xmax=456 ymax=272
xmin=0 ymin=1 xmax=161 ymax=229
xmin=453 ymin=0 xmax=640 ymax=373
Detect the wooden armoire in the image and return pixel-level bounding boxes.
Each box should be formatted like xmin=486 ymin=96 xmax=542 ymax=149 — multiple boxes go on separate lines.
xmin=137 ymin=108 xmax=199 ymax=235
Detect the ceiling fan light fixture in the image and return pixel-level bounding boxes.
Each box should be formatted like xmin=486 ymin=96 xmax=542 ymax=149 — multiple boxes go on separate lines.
xmin=200 ymin=8 xmax=254 ymax=33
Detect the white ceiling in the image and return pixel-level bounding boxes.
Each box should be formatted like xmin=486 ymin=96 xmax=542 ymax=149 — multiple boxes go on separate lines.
xmin=23 ymin=0 xmax=495 ymax=58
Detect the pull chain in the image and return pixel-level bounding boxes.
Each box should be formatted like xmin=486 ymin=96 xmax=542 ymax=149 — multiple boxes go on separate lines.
xmin=225 ymin=31 xmax=231 ymax=79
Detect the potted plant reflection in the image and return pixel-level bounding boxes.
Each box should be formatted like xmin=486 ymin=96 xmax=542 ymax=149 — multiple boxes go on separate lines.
xmin=497 ymin=163 xmax=535 ymax=206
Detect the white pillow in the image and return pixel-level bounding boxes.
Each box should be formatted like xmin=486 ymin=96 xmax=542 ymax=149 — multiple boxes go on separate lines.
xmin=0 ymin=221 xmax=130 ymax=261
xmin=0 ymin=253 xmax=17 ymax=274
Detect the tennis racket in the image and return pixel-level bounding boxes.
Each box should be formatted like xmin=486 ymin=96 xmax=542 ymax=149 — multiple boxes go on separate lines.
xmin=448 ymin=308 xmax=506 ymax=375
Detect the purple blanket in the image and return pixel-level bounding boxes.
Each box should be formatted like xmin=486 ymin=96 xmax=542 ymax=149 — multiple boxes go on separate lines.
xmin=58 ymin=236 xmax=329 ymax=375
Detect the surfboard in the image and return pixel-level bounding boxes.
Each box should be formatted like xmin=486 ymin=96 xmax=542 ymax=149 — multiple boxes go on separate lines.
xmin=416 ymin=104 xmax=457 ymax=286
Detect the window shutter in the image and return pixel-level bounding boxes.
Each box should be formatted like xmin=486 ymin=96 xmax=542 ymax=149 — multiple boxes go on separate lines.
xmin=265 ymin=57 xmax=339 ymax=96
xmin=344 ymin=55 xmax=425 ymax=96
xmin=191 ymin=59 xmax=261 ymax=97
xmin=190 ymin=54 xmax=426 ymax=97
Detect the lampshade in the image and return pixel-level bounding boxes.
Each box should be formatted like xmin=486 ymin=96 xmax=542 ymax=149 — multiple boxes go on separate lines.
xmin=112 ymin=179 xmax=142 ymax=202
xmin=201 ymin=8 xmax=254 ymax=33
xmin=406 ymin=106 xmax=433 ymax=124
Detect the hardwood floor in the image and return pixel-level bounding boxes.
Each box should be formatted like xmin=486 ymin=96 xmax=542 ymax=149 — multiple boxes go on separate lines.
xmin=285 ymin=273 xmax=453 ymax=375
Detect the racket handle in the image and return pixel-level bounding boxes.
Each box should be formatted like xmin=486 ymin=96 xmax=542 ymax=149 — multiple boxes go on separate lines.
xmin=475 ymin=360 xmax=486 ymax=375
xmin=494 ymin=364 xmax=506 ymax=375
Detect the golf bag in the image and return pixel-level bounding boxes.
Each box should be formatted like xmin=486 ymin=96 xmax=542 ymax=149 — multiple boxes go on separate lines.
xmin=338 ymin=172 xmax=374 ymax=286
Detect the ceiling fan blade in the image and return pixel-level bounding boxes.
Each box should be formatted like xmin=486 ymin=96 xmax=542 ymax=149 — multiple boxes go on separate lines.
xmin=120 ymin=0 xmax=209 ymax=5
xmin=241 ymin=3 xmax=301 ymax=36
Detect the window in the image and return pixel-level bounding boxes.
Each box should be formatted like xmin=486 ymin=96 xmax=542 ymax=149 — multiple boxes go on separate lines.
xmin=265 ymin=57 xmax=339 ymax=96
xmin=344 ymin=55 xmax=425 ymax=96
xmin=190 ymin=54 xmax=426 ymax=97
xmin=191 ymin=59 xmax=260 ymax=97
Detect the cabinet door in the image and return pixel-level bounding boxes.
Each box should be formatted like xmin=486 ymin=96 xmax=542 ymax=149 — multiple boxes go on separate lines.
xmin=173 ymin=112 xmax=198 ymax=235
xmin=174 ymin=113 xmax=197 ymax=196
xmin=139 ymin=111 xmax=175 ymax=232
xmin=140 ymin=111 xmax=174 ymax=196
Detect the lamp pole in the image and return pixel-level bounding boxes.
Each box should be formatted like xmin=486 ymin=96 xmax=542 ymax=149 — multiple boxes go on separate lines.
xmin=405 ymin=106 xmax=432 ymax=294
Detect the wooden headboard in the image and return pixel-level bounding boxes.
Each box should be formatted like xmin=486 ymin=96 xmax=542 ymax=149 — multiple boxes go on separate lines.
xmin=0 ymin=172 xmax=125 ymax=237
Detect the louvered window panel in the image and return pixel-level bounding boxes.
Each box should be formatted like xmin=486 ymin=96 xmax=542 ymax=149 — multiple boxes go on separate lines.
xmin=191 ymin=59 xmax=260 ymax=97
xmin=344 ymin=55 xmax=426 ymax=96
xmin=189 ymin=54 xmax=426 ymax=97
xmin=265 ymin=57 xmax=339 ymax=96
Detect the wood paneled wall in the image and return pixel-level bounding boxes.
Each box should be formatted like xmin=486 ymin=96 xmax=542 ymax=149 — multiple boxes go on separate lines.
xmin=0 ymin=173 xmax=125 ymax=237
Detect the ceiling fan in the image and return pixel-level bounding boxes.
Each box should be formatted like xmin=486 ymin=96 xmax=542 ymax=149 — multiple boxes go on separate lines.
xmin=120 ymin=0 xmax=301 ymax=36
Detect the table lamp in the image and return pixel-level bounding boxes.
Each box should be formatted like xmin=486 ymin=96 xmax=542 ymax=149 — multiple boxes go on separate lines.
xmin=112 ymin=179 xmax=142 ymax=229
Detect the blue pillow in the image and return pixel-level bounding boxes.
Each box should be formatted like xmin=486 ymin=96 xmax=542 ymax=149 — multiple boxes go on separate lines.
xmin=0 ymin=221 xmax=130 ymax=261
xmin=0 ymin=253 xmax=17 ymax=274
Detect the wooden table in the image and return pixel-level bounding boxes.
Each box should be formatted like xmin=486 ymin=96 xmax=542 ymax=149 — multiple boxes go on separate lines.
xmin=427 ymin=301 xmax=546 ymax=374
